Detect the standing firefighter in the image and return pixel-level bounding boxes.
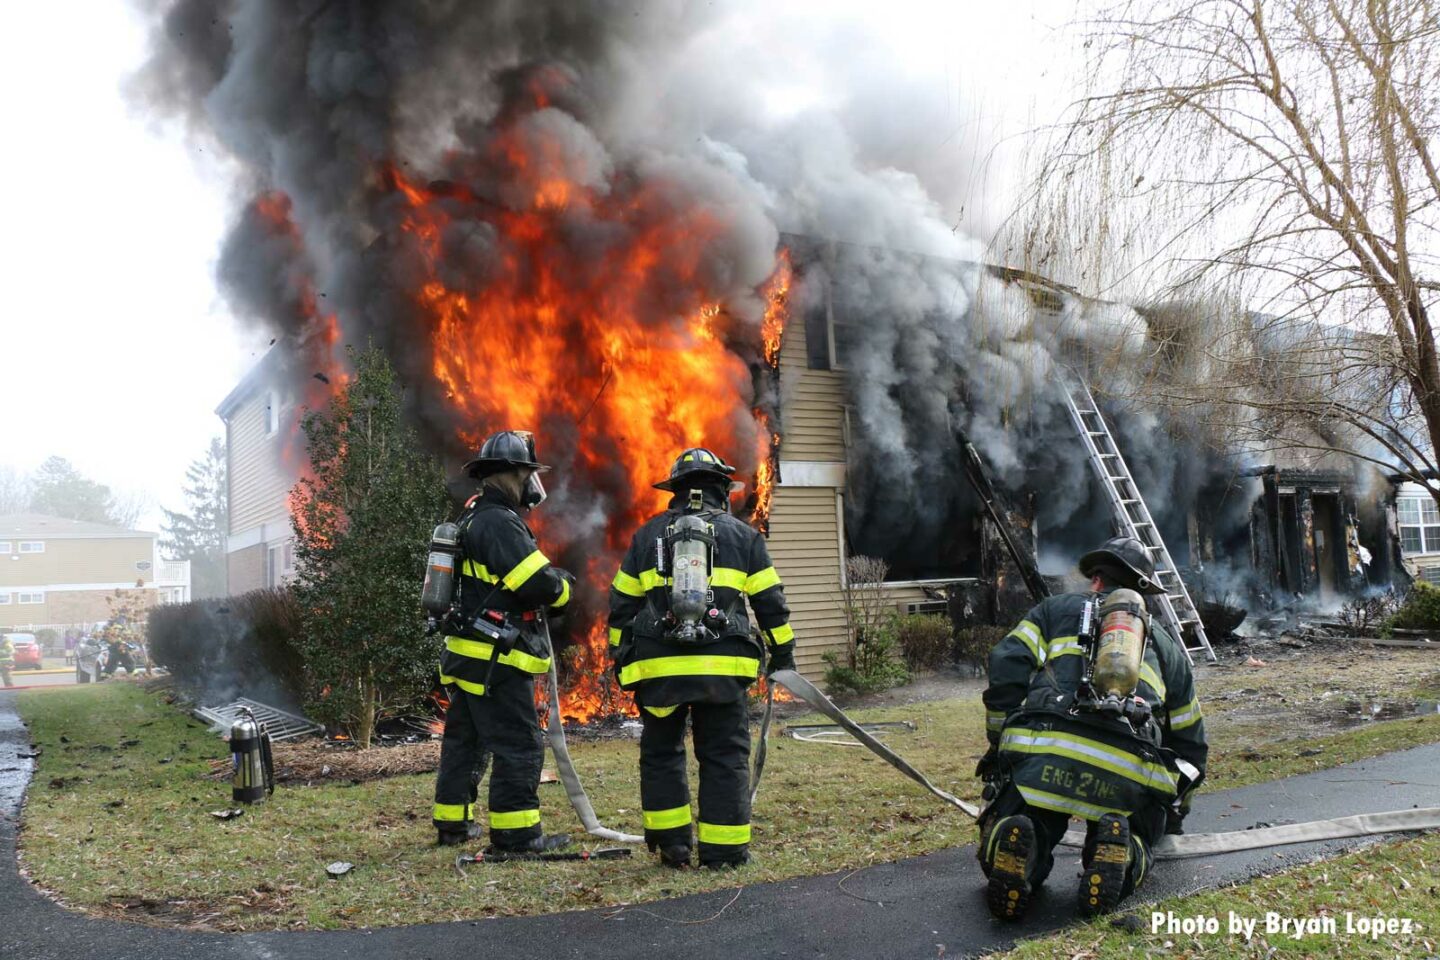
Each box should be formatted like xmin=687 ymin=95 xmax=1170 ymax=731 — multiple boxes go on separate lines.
xmin=608 ymin=448 xmax=795 ymax=868
xmin=0 ymin=634 xmax=13 ymax=688
xmin=430 ymin=430 xmax=574 ymax=851
xmin=977 ymin=537 xmax=1208 ymax=920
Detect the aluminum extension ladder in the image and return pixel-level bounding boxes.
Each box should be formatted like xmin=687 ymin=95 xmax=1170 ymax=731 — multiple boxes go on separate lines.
xmin=1061 ymin=376 xmax=1217 ymax=663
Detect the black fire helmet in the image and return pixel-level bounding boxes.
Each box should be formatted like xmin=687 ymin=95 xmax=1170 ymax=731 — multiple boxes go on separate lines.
xmin=1078 ymin=536 xmax=1163 ymax=595
xmin=462 ymin=430 xmax=550 ymax=478
xmin=653 ymin=447 xmax=737 ymax=492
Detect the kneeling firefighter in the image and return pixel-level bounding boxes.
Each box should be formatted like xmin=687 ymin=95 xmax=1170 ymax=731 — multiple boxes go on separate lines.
xmin=977 ymin=537 xmax=1208 ymax=920
xmin=427 ymin=430 xmax=575 ymax=851
xmin=607 ymin=448 xmax=796 ymax=868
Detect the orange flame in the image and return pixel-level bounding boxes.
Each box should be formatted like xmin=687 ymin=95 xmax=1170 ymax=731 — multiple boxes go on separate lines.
xmin=383 ymin=140 xmax=792 ymax=722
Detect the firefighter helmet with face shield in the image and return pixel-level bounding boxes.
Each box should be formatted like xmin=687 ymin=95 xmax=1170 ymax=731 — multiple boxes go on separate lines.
xmin=463 ymin=430 xmax=549 ymax=508
xmin=653 ymin=447 xmax=736 ymax=492
xmin=1078 ymin=536 xmax=1163 ymax=595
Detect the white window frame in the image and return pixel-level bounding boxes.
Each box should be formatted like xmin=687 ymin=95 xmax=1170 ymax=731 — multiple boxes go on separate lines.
xmin=0 ymin=593 xmax=9 ymax=605
xmin=1397 ymin=496 xmax=1440 ymax=555
xmin=283 ymin=540 xmax=295 ymax=574
xmin=17 ymin=591 xmax=44 ymax=604
xmin=18 ymin=541 xmax=44 ymax=554
xmin=265 ymin=391 xmax=281 ymax=436
xmin=0 ymin=541 xmax=10 ymax=554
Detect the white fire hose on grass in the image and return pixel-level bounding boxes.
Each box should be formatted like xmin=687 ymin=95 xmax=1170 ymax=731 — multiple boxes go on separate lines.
xmin=540 ymin=616 xmax=644 ymax=844
xmin=766 ymin=669 xmax=1440 ymax=860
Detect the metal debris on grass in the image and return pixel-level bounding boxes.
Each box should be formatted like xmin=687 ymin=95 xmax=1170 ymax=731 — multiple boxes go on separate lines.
xmin=194 ymin=698 xmax=323 ymax=742
xmin=326 ymin=861 xmax=354 ymax=878
xmin=209 ymin=808 xmax=244 ymax=820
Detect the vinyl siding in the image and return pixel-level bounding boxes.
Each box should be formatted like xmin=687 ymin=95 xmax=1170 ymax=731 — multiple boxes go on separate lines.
xmin=227 ymin=389 xmax=295 ymax=536
xmin=777 ymin=307 xmax=847 ymax=462
xmin=0 ymin=537 xmax=153 ymax=588
xmin=768 ymin=486 xmax=846 ymax=676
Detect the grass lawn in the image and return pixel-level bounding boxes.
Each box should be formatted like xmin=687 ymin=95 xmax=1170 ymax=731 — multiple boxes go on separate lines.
xmin=14 ymin=646 xmax=1440 ymax=932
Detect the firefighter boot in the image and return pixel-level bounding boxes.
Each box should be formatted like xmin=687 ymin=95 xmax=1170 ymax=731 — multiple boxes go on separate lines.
xmin=492 ymin=833 xmax=572 ymax=854
xmin=437 ymin=822 xmax=484 ymax=847
xmin=658 ymin=844 xmax=692 ymax=869
xmin=983 ymin=815 xmax=1038 ymax=922
xmin=1079 ymin=813 xmax=1131 ymax=917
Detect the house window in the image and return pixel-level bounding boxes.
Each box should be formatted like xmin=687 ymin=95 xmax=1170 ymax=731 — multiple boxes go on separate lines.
xmin=0 ymin=542 xmax=10 ymax=554
xmin=17 ymin=592 xmax=44 ymax=604
xmin=265 ymin=391 xmax=281 ymax=436
xmin=0 ymin=594 xmax=9 ymax=604
xmin=1397 ymin=496 xmax=1440 ymax=554
xmin=1422 ymin=567 xmax=1440 ymax=587
xmin=18 ymin=541 xmax=44 ymax=554
xmin=267 ymin=545 xmax=282 ymax=587
xmin=283 ymin=540 xmax=295 ymax=574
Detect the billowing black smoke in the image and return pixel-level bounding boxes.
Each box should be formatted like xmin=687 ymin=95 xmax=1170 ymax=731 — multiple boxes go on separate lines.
xmin=132 ymin=0 xmax=1251 ymax=591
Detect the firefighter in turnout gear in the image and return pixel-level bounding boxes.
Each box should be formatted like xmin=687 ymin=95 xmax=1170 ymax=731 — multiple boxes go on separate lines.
xmin=0 ymin=634 xmax=13 ymax=688
xmin=432 ymin=430 xmax=575 ymax=851
xmin=977 ymin=536 xmax=1208 ymax=921
xmin=608 ymin=448 xmax=795 ymax=869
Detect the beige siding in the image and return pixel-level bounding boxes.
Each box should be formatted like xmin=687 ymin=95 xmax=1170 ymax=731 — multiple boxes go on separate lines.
xmin=777 ymin=309 xmax=847 ymax=463
xmin=228 ymin=390 xmax=295 ymax=535
xmin=0 ymin=537 xmax=152 ymax=588
xmin=228 ymin=543 xmax=269 ymax=595
xmin=767 ymin=486 xmax=846 ymax=677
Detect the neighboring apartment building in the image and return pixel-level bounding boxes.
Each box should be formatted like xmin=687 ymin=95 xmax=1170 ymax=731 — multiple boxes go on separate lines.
xmin=0 ymin=513 xmax=191 ymax=632
xmin=215 ymin=349 xmax=297 ymax=594
xmin=1395 ymin=481 xmax=1440 ymax=585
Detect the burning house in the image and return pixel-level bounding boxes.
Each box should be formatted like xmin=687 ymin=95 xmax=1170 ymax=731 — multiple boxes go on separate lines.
xmin=163 ymin=2 xmax=1418 ymax=720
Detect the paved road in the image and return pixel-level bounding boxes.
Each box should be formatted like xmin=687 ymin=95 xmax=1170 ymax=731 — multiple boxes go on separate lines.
xmin=2 ymin=690 xmax=1436 ymax=960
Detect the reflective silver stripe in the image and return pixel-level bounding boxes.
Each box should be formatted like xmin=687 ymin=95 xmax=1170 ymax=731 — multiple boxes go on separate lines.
xmin=1017 ymin=784 xmax=1131 ymax=820
xmin=1047 ymin=636 xmax=1084 ymax=659
xmin=1008 ymin=620 xmax=1046 ymax=664
xmin=1001 ymin=727 xmax=1177 ymax=793
xmin=1140 ymin=663 xmax=1167 ymax=701
xmin=1169 ymin=698 xmax=1203 ymax=730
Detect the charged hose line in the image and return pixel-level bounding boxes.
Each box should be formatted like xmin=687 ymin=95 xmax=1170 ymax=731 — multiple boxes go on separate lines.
xmin=768 ymin=669 xmax=1440 ymax=861
xmin=540 ymin=616 xmax=643 ymax=844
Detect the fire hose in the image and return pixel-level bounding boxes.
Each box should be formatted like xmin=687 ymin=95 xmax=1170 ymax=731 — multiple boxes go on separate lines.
xmin=539 ymin=615 xmax=644 ymax=844
xmin=766 ymin=669 xmax=1440 ymax=860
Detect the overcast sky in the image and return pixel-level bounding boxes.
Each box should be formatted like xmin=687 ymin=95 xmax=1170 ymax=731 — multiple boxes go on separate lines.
xmin=0 ymin=1 xmax=1074 ymax=531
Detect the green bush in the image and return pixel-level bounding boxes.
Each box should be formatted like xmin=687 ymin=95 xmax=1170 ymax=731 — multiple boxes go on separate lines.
xmin=895 ymin=614 xmax=953 ymax=671
xmin=823 ymin=613 xmax=910 ymax=696
xmin=147 ymin=588 xmax=304 ymax=707
xmin=1387 ymin=582 xmax=1440 ymax=631
xmin=35 ymin=628 xmax=59 ymax=655
xmin=954 ymin=625 xmax=1006 ymax=675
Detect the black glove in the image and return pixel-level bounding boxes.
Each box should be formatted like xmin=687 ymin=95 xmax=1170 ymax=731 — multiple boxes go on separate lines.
xmin=765 ymin=645 xmax=796 ymax=677
xmin=975 ymin=747 xmax=1001 ymax=782
xmin=1165 ymin=806 xmax=1185 ymax=835
xmin=552 ymin=567 xmax=576 ymax=599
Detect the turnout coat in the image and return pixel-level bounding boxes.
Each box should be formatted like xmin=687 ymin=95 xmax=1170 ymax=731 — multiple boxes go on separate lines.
xmin=984 ymin=591 xmax=1208 ymax=821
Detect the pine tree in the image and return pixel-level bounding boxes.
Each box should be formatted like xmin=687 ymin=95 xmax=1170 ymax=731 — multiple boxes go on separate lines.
xmin=289 ymin=346 xmax=451 ymax=747
xmin=160 ymin=438 xmax=229 ymax=599
xmin=28 ymin=457 xmax=117 ymax=525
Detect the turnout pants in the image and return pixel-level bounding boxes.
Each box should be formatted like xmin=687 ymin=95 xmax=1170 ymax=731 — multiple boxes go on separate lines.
xmin=978 ymin=782 xmax=1163 ymax=898
xmin=639 ymin=697 xmax=752 ymax=863
xmin=432 ymin=665 xmax=545 ymax=847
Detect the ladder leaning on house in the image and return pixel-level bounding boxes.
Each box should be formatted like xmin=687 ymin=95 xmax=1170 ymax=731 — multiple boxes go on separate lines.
xmin=1060 ymin=375 xmax=1217 ymax=664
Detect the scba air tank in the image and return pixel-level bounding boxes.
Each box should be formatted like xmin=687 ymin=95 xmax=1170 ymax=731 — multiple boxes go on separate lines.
xmin=669 ymin=514 xmax=711 ymax=635
xmin=421 ymin=522 xmax=460 ymax=616
xmin=1092 ymin=589 xmax=1148 ymax=698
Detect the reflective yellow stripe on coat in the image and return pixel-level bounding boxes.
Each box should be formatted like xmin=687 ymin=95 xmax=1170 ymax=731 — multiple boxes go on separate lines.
xmin=618 ymin=655 xmax=760 ymax=685
xmin=444 ymin=635 xmax=552 ymax=674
